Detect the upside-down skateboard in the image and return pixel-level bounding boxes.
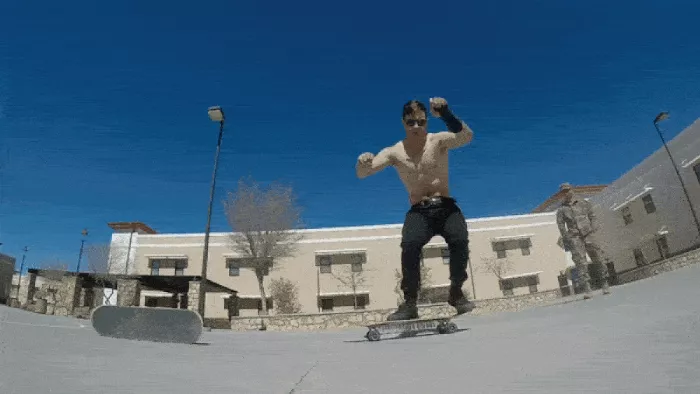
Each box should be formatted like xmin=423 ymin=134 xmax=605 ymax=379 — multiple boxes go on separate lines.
xmin=90 ymin=305 xmax=203 ymax=344
xmin=364 ymin=315 xmax=459 ymax=342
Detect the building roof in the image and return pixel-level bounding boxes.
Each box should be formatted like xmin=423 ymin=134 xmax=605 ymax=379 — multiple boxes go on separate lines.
xmin=532 ymin=184 xmax=608 ymax=213
xmin=107 ymin=221 xmax=157 ymax=234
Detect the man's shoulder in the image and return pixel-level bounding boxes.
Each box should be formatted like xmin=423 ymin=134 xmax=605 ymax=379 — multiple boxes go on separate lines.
xmin=384 ymin=140 xmax=403 ymax=154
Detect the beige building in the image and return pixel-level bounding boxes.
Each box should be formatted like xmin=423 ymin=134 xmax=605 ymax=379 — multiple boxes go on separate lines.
xmin=0 ymin=252 xmax=16 ymax=304
xmin=107 ymin=211 xmax=572 ymax=319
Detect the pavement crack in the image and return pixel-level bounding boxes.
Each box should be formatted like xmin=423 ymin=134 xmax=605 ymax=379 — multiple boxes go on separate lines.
xmin=288 ymin=360 xmax=318 ymax=393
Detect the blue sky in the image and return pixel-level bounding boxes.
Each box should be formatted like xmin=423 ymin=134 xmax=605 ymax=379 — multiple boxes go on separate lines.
xmin=1 ymin=0 xmax=700 ymax=271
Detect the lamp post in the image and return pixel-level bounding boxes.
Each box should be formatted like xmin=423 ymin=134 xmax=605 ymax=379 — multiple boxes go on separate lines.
xmin=199 ymin=105 xmax=225 ymax=318
xmin=15 ymin=246 xmax=28 ymax=301
xmin=653 ymin=111 xmax=700 ymax=238
xmin=76 ymin=228 xmax=88 ymax=273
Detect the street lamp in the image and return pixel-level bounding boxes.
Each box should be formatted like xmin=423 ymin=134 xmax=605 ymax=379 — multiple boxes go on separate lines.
xmin=653 ymin=111 xmax=700 ymax=238
xmin=199 ymin=106 xmax=226 ymax=318
xmin=76 ymin=228 xmax=88 ymax=272
xmin=15 ymin=246 xmax=28 ymax=302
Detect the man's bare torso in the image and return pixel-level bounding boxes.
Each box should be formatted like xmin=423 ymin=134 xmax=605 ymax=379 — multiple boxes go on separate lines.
xmin=389 ymin=134 xmax=451 ymax=205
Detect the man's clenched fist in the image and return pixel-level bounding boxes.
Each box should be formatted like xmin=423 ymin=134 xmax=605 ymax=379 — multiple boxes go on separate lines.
xmin=429 ymin=97 xmax=449 ymax=118
xmin=357 ymin=152 xmax=374 ymax=166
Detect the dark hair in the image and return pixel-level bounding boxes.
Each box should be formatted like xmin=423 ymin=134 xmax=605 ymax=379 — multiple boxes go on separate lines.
xmin=403 ymin=100 xmax=427 ymax=119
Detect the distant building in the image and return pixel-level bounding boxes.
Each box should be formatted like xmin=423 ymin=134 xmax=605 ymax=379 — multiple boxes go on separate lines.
xmin=0 ymin=253 xmax=16 ymax=304
xmin=589 ymin=118 xmax=700 ymax=272
xmin=107 ymin=212 xmax=568 ymax=318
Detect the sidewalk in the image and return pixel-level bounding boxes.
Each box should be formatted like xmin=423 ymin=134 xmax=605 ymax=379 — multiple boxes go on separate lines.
xmin=2 ymin=264 xmax=700 ymax=393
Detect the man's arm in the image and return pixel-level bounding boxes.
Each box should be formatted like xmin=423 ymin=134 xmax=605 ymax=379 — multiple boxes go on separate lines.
xmin=556 ymin=209 xmax=567 ymax=236
xmin=433 ymin=122 xmax=474 ymax=150
xmin=586 ymin=201 xmax=600 ymax=232
xmin=430 ymin=97 xmax=474 ymax=150
xmin=556 ymin=209 xmax=570 ymax=250
xmin=356 ymin=147 xmax=394 ymax=179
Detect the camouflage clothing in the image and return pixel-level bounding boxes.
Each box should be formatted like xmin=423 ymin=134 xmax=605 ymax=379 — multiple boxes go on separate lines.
xmin=556 ymin=196 xmax=610 ymax=294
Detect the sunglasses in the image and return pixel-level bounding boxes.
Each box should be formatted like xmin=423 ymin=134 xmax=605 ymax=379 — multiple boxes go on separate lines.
xmin=405 ymin=118 xmax=427 ymax=127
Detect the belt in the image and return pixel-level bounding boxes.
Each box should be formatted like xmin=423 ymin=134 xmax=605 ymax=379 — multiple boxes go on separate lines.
xmin=415 ymin=196 xmax=456 ymax=207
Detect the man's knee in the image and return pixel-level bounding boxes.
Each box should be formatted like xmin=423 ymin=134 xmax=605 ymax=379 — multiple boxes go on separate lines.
xmin=447 ymin=240 xmax=469 ymax=261
xmin=401 ymin=240 xmax=426 ymax=254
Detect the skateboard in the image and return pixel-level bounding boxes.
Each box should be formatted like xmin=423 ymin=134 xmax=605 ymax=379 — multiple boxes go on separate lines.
xmin=364 ymin=315 xmax=458 ymax=342
xmin=90 ymin=305 xmax=204 ymax=344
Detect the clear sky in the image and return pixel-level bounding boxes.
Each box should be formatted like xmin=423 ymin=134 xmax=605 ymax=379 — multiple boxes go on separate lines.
xmin=1 ymin=0 xmax=700 ymax=271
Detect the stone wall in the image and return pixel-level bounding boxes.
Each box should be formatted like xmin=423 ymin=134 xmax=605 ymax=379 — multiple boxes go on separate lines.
xmin=52 ymin=276 xmax=82 ymax=316
xmin=617 ymin=246 xmax=700 ymax=284
xmin=19 ymin=274 xmax=82 ymax=316
xmin=117 ymin=279 xmax=141 ymax=307
xmin=230 ymin=289 xmax=562 ymax=332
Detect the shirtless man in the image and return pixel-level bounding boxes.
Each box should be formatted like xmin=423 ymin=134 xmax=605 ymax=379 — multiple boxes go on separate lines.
xmin=356 ymin=97 xmax=476 ymax=320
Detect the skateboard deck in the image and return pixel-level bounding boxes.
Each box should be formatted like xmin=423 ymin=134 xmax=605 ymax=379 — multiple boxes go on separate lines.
xmin=90 ymin=305 xmax=204 ymax=344
xmin=364 ymin=315 xmax=458 ymax=341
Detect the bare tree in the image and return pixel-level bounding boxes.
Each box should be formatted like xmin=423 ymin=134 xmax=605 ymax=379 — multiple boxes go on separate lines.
xmin=479 ymin=257 xmax=515 ymax=280
xmin=223 ymin=177 xmax=304 ymax=315
xmin=269 ymin=277 xmax=302 ymax=314
xmin=331 ymin=265 xmax=368 ymax=310
xmin=85 ymin=243 xmax=116 ymax=305
xmin=40 ymin=258 xmax=69 ymax=281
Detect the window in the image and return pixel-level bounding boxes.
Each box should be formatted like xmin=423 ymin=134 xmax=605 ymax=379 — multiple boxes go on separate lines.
xmin=174 ymin=260 xmax=185 ymax=276
xmin=441 ymin=248 xmax=450 ymax=264
xmin=526 ymin=275 xmax=538 ymax=294
xmin=500 ymin=279 xmax=514 ymax=296
xmin=226 ymin=259 xmax=241 ymax=276
xmin=493 ymin=238 xmax=531 ymax=259
xmin=622 ymin=206 xmax=633 ymax=225
xmin=257 ymin=298 xmax=273 ymax=314
xmin=320 ymin=297 xmax=333 ymax=312
xmin=500 ymin=274 xmax=539 ymax=297
xmin=355 ymin=296 xmax=367 ymax=310
xmin=633 ymin=248 xmax=646 ymax=266
xmin=656 ymin=236 xmax=670 ymax=259
xmin=229 ymin=266 xmax=240 ymax=276
xmin=350 ymin=254 xmax=364 ymax=272
xmin=319 ymin=256 xmax=332 ymax=274
xmin=148 ymin=258 xmax=187 ymax=276
xmin=519 ymin=239 xmax=531 ymax=256
xmin=150 ymin=261 xmax=160 ymax=276
xmin=642 ymin=194 xmax=656 ymax=214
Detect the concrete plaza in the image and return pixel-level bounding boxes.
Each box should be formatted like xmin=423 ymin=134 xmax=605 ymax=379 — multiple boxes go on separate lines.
xmin=2 ymin=264 xmax=700 ymax=393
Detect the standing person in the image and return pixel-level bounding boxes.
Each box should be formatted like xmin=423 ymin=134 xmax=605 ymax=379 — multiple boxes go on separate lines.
xmin=355 ymin=97 xmax=476 ymax=320
xmin=556 ymin=183 xmax=612 ymax=298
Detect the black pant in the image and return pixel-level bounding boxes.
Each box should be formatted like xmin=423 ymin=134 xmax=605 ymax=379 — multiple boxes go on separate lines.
xmin=400 ymin=196 xmax=470 ymax=300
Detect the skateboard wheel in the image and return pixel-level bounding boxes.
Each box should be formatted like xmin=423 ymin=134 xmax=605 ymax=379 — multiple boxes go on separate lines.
xmin=366 ymin=328 xmax=381 ymax=342
xmin=446 ymin=322 xmax=458 ymax=334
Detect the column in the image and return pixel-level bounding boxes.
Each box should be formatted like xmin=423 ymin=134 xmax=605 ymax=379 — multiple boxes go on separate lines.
xmin=54 ymin=276 xmax=82 ymax=316
xmin=21 ymin=272 xmax=38 ymax=307
xmin=187 ymin=280 xmax=201 ymax=313
xmin=117 ymin=279 xmax=141 ymax=307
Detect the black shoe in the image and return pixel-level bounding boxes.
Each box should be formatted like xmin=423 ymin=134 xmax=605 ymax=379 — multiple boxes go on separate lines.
xmin=387 ymin=300 xmax=418 ymax=321
xmin=448 ymin=286 xmax=475 ymax=315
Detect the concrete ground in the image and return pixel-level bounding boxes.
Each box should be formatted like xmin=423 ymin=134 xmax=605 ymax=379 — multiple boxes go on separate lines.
xmin=2 ymin=265 xmax=700 ymax=394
